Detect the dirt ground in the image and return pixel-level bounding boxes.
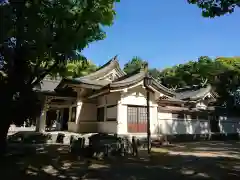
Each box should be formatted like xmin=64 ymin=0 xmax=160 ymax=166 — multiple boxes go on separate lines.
xmin=2 ymin=141 xmax=240 ymax=180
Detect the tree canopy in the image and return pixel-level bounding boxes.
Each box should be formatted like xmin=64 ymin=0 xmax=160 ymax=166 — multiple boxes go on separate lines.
xmin=123 ymin=56 xmax=148 ymax=74
xmin=158 ymin=56 xmax=240 ymax=108
xmin=65 ymin=60 xmax=98 ymax=78
xmin=123 ymin=56 xmax=240 ymax=109
xmin=0 ymin=0 xmax=120 ymax=151
xmin=123 ymin=56 xmax=161 ymax=81
xmin=188 ymin=0 xmax=240 ymax=17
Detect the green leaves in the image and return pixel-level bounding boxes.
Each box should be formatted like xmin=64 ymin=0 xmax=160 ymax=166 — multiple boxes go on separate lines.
xmin=123 ymin=56 xmax=148 ymax=74
xmin=65 ymin=59 xmax=98 ymax=78
xmin=0 ymin=0 xmax=119 ymax=125
xmin=188 ymin=0 xmax=240 ymax=17
xmin=158 ymin=56 xmax=240 ymax=108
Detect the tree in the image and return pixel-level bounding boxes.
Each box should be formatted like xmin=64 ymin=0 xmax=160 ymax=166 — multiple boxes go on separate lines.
xmin=65 ymin=60 xmax=98 ymax=78
xmin=188 ymin=0 xmax=240 ymax=17
xmin=123 ymin=56 xmax=148 ymax=74
xmin=148 ymin=68 xmax=161 ymax=82
xmin=123 ymin=56 xmax=161 ymax=80
xmin=0 ymin=0 xmax=119 ymax=154
xmin=158 ymin=56 xmax=240 ymax=110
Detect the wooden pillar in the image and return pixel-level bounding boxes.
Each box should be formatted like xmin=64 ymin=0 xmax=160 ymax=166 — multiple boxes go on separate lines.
xmin=104 ymin=95 xmax=107 ymax=122
xmin=146 ymin=90 xmax=151 ymax=154
xmin=76 ymin=101 xmax=82 ymax=124
xmin=56 ymin=110 xmax=61 ymax=130
xmin=36 ymin=104 xmax=48 ymax=132
xmin=68 ymin=107 xmax=72 ymax=122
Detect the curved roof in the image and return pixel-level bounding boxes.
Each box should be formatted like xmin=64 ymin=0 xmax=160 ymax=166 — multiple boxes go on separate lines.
xmin=56 ymin=56 xmax=125 ymax=89
xmin=79 ymin=55 xmax=125 ymax=80
xmin=92 ymin=67 xmax=175 ymax=97
xmin=175 ymin=84 xmax=213 ymax=101
xmin=35 ymin=77 xmax=61 ymax=92
xmin=109 ymin=68 xmax=146 ymax=89
xmin=61 ymin=78 xmax=109 ymax=89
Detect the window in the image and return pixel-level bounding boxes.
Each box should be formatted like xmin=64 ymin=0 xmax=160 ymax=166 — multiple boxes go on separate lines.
xmin=186 ymin=114 xmax=197 ymax=120
xmin=209 ymin=115 xmax=220 ymax=133
xmin=172 ymin=113 xmax=184 ymax=119
xmin=107 ymin=118 xmax=116 ymax=121
xmin=198 ymin=114 xmax=208 ymax=120
xmin=106 ymin=105 xmax=117 ymax=121
xmin=127 ymin=106 xmax=147 ymax=133
xmin=97 ymin=107 xmax=105 ymax=122
xmin=191 ymin=114 xmax=197 ymax=120
xmin=70 ymin=107 xmax=76 ymax=122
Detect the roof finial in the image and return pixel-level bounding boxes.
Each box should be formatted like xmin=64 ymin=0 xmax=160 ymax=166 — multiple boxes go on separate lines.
xmin=113 ymin=55 xmax=118 ymax=61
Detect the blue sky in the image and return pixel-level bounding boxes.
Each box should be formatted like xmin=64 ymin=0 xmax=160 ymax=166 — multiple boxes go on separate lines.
xmin=82 ymin=0 xmax=240 ymax=69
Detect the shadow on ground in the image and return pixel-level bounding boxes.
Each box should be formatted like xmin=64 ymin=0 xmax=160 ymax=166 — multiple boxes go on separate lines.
xmin=160 ymin=141 xmax=240 ymax=157
xmin=2 ymin=142 xmax=240 ymax=180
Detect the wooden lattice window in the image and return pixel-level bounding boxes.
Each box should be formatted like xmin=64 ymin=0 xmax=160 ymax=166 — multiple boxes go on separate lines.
xmin=186 ymin=114 xmax=197 ymax=120
xmin=198 ymin=114 xmax=208 ymax=120
xmin=127 ymin=106 xmax=147 ymax=133
xmin=209 ymin=115 xmax=220 ymax=133
xmin=172 ymin=113 xmax=184 ymax=119
xmin=97 ymin=107 xmax=105 ymax=122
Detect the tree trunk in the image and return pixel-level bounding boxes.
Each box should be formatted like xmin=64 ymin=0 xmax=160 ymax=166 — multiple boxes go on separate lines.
xmin=0 ymin=92 xmax=13 ymax=157
xmin=0 ymin=118 xmax=11 ymax=157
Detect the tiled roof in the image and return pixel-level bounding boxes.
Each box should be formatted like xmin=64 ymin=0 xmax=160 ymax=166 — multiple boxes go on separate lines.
xmin=175 ymin=85 xmax=212 ymax=101
xmin=34 ymin=77 xmax=61 ymax=92
xmin=57 ymin=56 xmax=125 ymax=89
xmin=77 ymin=56 xmax=125 ymax=80
xmin=63 ymin=77 xmax=110 ymax=89
xmin=109 ymin=68 xmax=145 ymax=88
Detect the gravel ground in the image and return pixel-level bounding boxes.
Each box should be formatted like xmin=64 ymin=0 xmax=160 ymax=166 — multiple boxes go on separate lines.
xmin=2 ymin=141 xmax=240 ymax=180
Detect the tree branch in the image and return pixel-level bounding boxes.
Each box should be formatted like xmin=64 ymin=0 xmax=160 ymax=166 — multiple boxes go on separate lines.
xmin=31 ymin=61 xmax=58 ymax=87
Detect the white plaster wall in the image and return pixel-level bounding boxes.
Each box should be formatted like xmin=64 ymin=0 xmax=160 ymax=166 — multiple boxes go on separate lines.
xmin=157 ymin=112 xmax=210 ymax=135
xmin=96 ymin=92 xmax=120 ymax=133
xmin=97 ymin=96 xmax=106 ymax=107
xmin=117 ymin=103 xmax=128 ymax=134
xmin=97 ymin=92 xmax=120 ymax=107
xmin=68 ymin=122 xmax=98 ymax=133
xmin=106 ymin=93 xmax=120 ymax=105
xmin=117 ymin=85 xmax=158 ymax=135
xmin=219 ymin=116 xmax=240 ymax=134
xmin=107 ymin=106 xmax=117 ymax=119
xmin=150 ymin=106 xmax=158 ymax=134
xmin=98 ymin=122 xmax=118 ymax=133
xmin=156 ymin=113 xmax=240 ymax=135
xmin=76 ymin=103 xmax=97 ymax=122
xmin=68 ymin=122 xmax=78 ymax=132
xmin=68 ymin=101 xmax=97 ymax=133
xmin=120 ymin=86 xmax=157 ymax=107
xmin=77 ymin=122 xmax=98 ymax=133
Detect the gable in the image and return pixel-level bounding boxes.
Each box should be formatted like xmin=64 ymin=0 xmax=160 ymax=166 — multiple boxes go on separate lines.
xmin=81 ymin=56 xmax=125 ymax=80
xmin=120 ymin=85 xmax=158 ymax=106
xmin=97 ymin=68 xmax=122 ymax=82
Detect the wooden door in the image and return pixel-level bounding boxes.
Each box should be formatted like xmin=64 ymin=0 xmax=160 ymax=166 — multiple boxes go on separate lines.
xmin=127 ymin=106 xmax=147 ymax=133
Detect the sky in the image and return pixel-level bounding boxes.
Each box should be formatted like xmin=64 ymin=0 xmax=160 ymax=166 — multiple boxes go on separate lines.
xmin=82 ymin=0 xmax=240 ymax=69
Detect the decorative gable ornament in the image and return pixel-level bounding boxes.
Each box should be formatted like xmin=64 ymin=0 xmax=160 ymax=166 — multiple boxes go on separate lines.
xmin=196 ymin=103 xmax=207 ymax=110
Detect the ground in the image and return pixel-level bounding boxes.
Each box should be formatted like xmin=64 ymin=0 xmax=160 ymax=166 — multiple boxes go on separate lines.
xmin=2 ymin=141 xmax=240 ymax=180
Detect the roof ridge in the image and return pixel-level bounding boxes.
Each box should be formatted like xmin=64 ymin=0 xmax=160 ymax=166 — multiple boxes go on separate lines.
xmin=113 ymin=67 xmax=143 ymax=82
xmin=80 ymin=55 xmax=121 ymax=80
xmin=96 ymin=55 xmax=118 ymax=71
